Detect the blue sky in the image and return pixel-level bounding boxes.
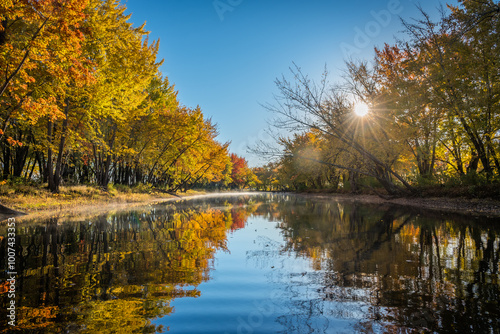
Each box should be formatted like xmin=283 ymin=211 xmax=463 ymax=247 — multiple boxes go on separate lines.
xmin=123 ymin=0 xmax=458 ymax=166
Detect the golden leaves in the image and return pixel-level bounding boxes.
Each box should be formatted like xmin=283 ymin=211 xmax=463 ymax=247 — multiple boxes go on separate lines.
xmin=6 ymin=137 xmax=23 ymax=147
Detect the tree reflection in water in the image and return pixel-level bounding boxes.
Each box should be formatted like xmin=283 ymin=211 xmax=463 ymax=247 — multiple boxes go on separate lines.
xmin=251 ymin=195 xmax=500 ymax=333
xmin=0 ymin=194 xmax=499 ymax=333
xmin=0 ymin=203 xmax=237 ymax=333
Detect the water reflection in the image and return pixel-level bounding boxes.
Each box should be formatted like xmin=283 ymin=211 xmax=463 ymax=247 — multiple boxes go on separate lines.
xmin=0 ymin=201 xmax=241 ymax=333
xmin=0 ymin=194 xmax=499 ymax=333
xmin=251 ymin=195 xmax=500 ymax=333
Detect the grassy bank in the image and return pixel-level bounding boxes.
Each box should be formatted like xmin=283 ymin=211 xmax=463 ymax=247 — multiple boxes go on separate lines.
xmin=0 ymin=182 xmax=200 ymax=214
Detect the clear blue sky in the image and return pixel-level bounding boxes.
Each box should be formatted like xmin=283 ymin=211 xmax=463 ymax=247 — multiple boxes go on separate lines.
xmin=123 ymin=0 xmax=458 ymax=166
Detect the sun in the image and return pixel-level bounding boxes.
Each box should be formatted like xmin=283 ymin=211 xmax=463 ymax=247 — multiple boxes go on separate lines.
xmin=354 ymin=102 xmax=369 ymax=117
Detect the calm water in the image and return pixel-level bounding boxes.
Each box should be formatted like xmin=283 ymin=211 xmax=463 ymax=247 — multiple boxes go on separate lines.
xmin=1 ymin=193 xmax=500 ymax=333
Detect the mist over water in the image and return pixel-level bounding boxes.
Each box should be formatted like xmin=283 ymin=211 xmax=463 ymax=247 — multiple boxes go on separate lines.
xmin=1 ymin=193 xmax=499 ymax=333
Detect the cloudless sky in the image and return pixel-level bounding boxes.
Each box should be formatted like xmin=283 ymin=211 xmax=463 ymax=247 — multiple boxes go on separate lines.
xmin=123 ymin=0 xmax=458 ymax=166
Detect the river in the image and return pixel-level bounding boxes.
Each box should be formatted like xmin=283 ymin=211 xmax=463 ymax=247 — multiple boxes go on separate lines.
xmin=1 ymin=193 xmax=499 ymax=333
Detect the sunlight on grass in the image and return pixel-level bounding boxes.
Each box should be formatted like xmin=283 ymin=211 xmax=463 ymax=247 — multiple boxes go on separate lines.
xmin=0 ymin=183 xmax=190 ymax=213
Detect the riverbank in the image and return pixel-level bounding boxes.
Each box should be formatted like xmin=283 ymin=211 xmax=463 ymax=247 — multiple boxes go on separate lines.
xmin=2 ymin=184 xmax=500 ymax=222
xmin=297 ymin=192 xmax=500 ymax=218
xmin=0 ymin=184 xmax=205 ymax=221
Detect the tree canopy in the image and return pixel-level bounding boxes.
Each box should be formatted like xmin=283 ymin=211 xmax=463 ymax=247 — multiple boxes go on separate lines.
xmin=258 ymin=0 xmax=500 ymax=195
xmin=0 ymin=0 xmax=240 ymax=192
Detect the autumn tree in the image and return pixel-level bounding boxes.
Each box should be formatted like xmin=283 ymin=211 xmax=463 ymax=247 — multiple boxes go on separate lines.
xmin=398 ymin=1 xmax=500 ymax=177
xmin=0 ymin=0 xmax=91 ymax=191
xmin=262 ymin=1 xmax=499 ymax=194
xmin=276 ymin=131 xmax=339 ymax=191
xmin=0 ymin=0 xmax=232 ymax=194
xmin=78 ymin=0 xmax=162 ymax=189
xmin=263 ymin=64 xmax=415 ymax=196
xmin=375 ymin=44 xmax=442 ymax=179
xmin=229 ymin=153 xmax=259 ymax=189
xmin=252 ymin=163 xmax=281 ymax=191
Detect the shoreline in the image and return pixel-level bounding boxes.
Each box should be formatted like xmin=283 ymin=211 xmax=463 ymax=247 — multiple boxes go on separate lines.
xmin=0 ymin=191 xmax=263 ymax=222
xmin=296 ymin=192 xmax=500 ymax=218
xmin=0 ymin=186 xmax=203 ymax=222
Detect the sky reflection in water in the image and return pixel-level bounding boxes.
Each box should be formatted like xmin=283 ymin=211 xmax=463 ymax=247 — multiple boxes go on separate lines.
xmin=1 ymin=193 xmax=499 ymax=333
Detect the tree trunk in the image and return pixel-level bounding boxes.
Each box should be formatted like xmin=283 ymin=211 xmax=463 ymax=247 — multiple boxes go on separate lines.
xmin=13 ymin=143 xmax=29 ymax=177
xmin=96 ymin=122 xmax=117 ymax=189
xmin=51 ymin=101 xmax=70 ymax=192
xmin=47 ymin=120 xmax=54 ymax=191
xmin=36 ymin=152 xmax=46 ymax=182
xmin=2 ymin=140 xmax=11 ymax=179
